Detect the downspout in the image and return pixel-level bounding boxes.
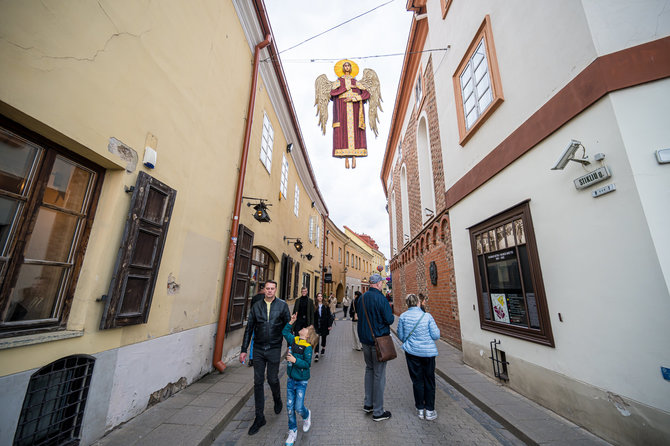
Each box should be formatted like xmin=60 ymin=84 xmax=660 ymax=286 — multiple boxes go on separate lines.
xmin=321 ymin=213 xmax=328 ymax=294
xmin=213 ymin=34 xmax=272 ymax=373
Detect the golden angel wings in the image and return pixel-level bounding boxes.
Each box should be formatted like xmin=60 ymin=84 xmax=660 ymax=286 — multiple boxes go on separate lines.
xmin=314 ymin=68 xmax=383 ymax=137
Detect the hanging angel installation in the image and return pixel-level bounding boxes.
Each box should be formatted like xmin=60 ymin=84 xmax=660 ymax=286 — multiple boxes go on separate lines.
xmin=315 ymin=59 xmax=382 ymax=169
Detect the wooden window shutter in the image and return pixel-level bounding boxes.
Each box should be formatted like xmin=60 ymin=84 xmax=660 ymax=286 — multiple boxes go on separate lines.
xmin=226 ymin=224 xmax=254 ymax=331
xmin=100 ymin=172 xmax=176 ymax=329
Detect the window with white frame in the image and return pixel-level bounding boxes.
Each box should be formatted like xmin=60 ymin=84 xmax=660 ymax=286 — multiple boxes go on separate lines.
xmin=316 ymin=225 xmax=320 ymax=247
xmin=280 ymin=154 xmax=288 ymax=198
xmin=260 ymin=113 xmax=274 ymax=173
xmin=309 ymin=217 xmax=314 ymax=242
xmin=453 ymin=15 xmax=503 ymax=144
xmin=415 ymin=72 xmax=423 ymax=106
xmin=459 ymin=39 xmax=492 ymax=131
xmin=293 ymin=183 xmax=299 ymax=216
xmin=338 ymin=247 xmax=342 ymax=263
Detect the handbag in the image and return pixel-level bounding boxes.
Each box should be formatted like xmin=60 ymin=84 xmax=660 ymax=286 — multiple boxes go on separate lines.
xmin=362 ymin=295 xmax=397 ymax=362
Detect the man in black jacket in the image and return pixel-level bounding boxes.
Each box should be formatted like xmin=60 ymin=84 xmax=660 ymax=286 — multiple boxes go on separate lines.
xmin=239 ymin=280 xmax=291 ymax=435
xmin=292 ymin=286 xmax=314 ymax=335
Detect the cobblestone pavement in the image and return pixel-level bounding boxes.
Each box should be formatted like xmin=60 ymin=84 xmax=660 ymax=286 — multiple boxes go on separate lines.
xmin=213 ymin=314 xmax=524 ymax=446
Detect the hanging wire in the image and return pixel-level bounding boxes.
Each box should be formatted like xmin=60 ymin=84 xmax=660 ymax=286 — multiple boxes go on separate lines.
xmin=262 ymin=47 xmax=450 ymax=64
xmin=263 ymin=0 xmax=401 ymax=62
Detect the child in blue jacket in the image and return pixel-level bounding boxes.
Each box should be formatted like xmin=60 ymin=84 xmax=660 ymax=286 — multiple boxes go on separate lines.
xmin=282 ymin=313 xmax=318 ymax=445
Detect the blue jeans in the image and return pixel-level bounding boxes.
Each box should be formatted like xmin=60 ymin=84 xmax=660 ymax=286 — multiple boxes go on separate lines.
xmin=286 ymin=378 xmax=309 ymax=431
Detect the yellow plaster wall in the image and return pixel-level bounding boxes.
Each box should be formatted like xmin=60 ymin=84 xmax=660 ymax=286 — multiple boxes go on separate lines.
xmin=0 ymin=0 xmax=255 ymax=375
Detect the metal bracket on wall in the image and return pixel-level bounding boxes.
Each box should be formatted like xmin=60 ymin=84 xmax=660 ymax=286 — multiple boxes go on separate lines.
xmin=489 ymin=339 xmax=509 ymax=381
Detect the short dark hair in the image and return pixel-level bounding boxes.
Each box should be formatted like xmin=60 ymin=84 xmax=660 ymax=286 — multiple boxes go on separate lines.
xmin=354 ymin=291 xmax=362 ymax=297
xmin=265 ymin=280 xmax=277 ymax=288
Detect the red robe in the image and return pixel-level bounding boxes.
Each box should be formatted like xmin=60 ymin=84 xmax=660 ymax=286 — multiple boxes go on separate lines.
xmin=330 ymin=75 xmax=370 ymax=158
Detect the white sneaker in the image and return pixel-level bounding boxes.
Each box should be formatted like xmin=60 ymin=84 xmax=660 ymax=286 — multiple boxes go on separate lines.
xmin=425 ymin=410 xmax=437 ymax=420
xmin=302 ymin=409 xmax=312 ymax=432
xmin=285 ymin=429 xmax=297 ymax=445
xmin=314 ymin=353 xmax=319 ymax=362
xmin=417 ymin=409 xmax=425 ymax=419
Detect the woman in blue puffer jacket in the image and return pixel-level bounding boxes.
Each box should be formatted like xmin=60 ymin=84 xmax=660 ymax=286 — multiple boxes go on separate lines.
xmin=397 ymin=293 xmax=440 ymax=421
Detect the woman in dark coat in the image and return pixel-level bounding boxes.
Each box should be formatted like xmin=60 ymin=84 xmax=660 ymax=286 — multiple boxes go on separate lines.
xmin=292 ymin=287 xmax=315 ymax=335
xmin=313 ymin=292 xmax=332 ymax=361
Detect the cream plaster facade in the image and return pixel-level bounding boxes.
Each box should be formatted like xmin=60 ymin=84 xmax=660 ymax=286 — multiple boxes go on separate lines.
xmin=0 ymin=0 xmax=327 ymax=444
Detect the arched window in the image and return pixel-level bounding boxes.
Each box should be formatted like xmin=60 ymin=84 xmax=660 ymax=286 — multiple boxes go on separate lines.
xmin=391 ymin=191 xmax=398 ymax=255
xmin=417 ymin=116 xmax=436 ymax=224
xmin=400 ymin=165 xmax=410 ymax=244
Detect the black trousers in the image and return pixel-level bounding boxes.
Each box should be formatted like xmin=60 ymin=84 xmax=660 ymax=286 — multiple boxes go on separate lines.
xmin=252 ymin=347 xmax=281 ymax=418
xmin=405 ymin=352 xmax=436 ymax=411
xmin=317 ymin=332 xmax=328 ymax=350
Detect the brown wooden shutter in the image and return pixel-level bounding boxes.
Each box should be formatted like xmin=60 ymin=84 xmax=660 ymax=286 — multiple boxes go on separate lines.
xmin=100 ymin=172 xmax=176 ymax=329
xmin=226 ymin=224 xmax=254 ymax=331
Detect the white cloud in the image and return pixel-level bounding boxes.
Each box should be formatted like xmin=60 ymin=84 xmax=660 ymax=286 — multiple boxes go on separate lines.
xmin=265 ymin=0 xmax=411 ymax=259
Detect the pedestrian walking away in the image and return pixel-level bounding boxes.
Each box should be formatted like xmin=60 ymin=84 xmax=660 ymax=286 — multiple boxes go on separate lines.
xmin=247 ymin=282 xmax=266 ymax=367
xmin=313 ymin=292 xmax=333 ymax=361
xmin=356 ymin=274 xmax=394 ymax=421
xmin=292 ymin=287 xmax=314 ymax=335
xmin=239 ymin=280 xmax=291 ymax=435
xmin=350 ymin=291 xmax=362 ymax=351
xmin=341 ymin=294 xmax=351 ymax=320
xmin=397 ymin=293 xmax=441 ymax=421
xmin=328 ymin=293 xmax=337 ymax=319
xmin=282 ymin=313 xmax=318 ymax=446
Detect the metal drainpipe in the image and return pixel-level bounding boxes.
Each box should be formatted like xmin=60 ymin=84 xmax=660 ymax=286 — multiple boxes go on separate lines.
xmin=321 ymin=213 xmax=328 ymax=295
xmin=213 ymin=34 xmax=272 ymax=373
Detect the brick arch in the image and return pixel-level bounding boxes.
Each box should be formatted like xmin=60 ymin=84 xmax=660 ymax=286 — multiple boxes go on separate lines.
xmin=425 ymin=231 xmax=431 ymax=248
xmin=433 ymin=225 xmax=438 ymax=245
xmin=440 ymin=217 xmax=449 ymax=240
xmin=420 ymin=237 xmax=425 ymax=253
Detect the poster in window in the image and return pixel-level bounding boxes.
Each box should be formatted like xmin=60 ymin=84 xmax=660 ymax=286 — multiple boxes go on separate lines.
xmin=490 ymin=293 xmax=510 ymax=323
xmin=506 ymin=293 xmax=527 ymax=326
xmin=526 ymin=293 xmax=540 ymax=328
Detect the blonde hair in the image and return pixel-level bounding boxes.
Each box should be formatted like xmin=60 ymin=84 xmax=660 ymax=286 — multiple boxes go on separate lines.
xmin=305 ymin=325 xmax=319 ymax=348
xmin=405 ymin=293 xmax=419 ymax=308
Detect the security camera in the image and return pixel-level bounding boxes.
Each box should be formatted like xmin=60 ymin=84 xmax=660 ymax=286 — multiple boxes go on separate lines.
xmin=551 ymin=140 xmax=590 ymax=170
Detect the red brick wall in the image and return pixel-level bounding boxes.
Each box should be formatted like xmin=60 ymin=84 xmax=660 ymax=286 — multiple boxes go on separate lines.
xmin=387 ymin=56 xmax=461 ymax=349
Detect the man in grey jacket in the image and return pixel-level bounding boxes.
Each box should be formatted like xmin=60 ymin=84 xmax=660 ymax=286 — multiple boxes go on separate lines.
xmin=356 ymin=274 xmax=394 ymax=421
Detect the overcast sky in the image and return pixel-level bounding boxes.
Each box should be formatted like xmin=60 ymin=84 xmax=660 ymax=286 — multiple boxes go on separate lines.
xmin=264 ymin=0 xmax=412 ymax=260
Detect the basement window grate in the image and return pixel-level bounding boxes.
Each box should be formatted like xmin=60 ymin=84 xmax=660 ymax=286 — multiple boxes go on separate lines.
xmin=489 ymin=339 xmax=509 ymax=381
xmin=13 ymin=355 xmax=95 ymax=446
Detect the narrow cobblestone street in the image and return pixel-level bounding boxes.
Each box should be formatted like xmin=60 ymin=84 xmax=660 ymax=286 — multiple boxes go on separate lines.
xmin=213 ymin=312 xmax=524 ymax=446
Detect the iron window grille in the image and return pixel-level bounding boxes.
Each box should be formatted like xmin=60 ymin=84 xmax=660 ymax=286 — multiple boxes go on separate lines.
xmin=14 ymin=355 xmax=95 ymax=446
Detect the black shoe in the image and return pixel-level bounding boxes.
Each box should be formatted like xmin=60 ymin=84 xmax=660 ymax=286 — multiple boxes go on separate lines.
xmin=363 ymin=405 xmax=373 ymax=414
xmin=321 ymin=348 xmax=325 ymax=354
xmin=248 ymin=417 xmax=266 ymax=435
xmin=274 ymin=398 xmax=283 ymax=414
xmin=373 ymin=411 xmax=392 ymax=421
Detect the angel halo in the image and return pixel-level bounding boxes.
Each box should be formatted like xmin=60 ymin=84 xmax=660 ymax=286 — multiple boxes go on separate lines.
xmin=314 ymin=59 xmax=382 ymax=169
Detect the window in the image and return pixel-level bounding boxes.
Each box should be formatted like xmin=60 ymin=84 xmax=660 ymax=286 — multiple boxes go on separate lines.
xmin=414 ymin=71 xmax=423 ymax=106
xmin=391 ymin=191 xmax=398 ymax=254
xmin=453 ymin=15 xmax=503 ymax=145
xmin=338 ymin=247 xmax=342 ymax=263
xmin=469 ymin=201 xmax=554 ymax=346
xmin=14 ymin=355 xmax=95 ymax=446
xmin=331 ymin=241 xmax=334 ymax=258
xmin=309 ymin=217 xmax=313 ymax=242
xmin=324 ymin=237 xmax=328 ymax=256
xmin=0 ymin=120 xmax=103 ymax=337
xmin=100 ymin=172 xmax=177 ymax=329
xmin=293 ymin=183 xmax=299 ymax=216
xmin=280 ymin=154 xmax=288 ymax=198
xmin=316 ymin=225 xmax=320 ymax=248
xmin=260 ymin=112 xmax=274 ymax=173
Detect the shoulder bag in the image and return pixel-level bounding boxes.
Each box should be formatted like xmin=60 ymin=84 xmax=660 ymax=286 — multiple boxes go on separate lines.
xmin=401 ymin=312 xmax=425 ymax=344
xmin=362 ymin=295 xmax=397 ymax=362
